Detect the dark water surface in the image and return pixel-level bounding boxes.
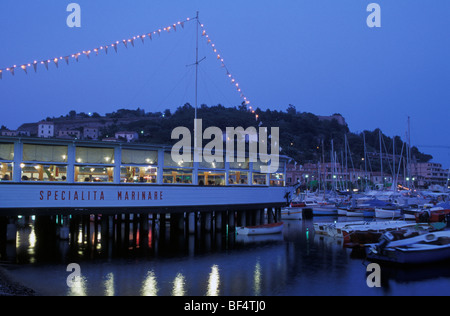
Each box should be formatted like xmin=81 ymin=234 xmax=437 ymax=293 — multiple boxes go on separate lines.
xmin=2 ymin=216 xmax=450 ymax=296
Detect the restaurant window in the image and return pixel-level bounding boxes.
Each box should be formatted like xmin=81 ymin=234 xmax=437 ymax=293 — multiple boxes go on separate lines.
xmin=252 ymin=173 xmax=267 ymax=185
xmin=120 ymin=149 xmax=158 ymax=183
xmin=75 ymin=166 xmax=114 ymax=183
xmin=121 ymin=149 xmax=158 ymax=165
xmin=23 ymin=144 xmax=68 ymax=163
xmin=270 ymin=173 xmax=285 ymax=186
xmin=270 ymin=164 xmax=285 ymax=186
xmin=228 ymin=159 xmax=249 ymax=170
xmin=163 ymin=152 xmax=193 ymax=168
xmin=228 ymin=171 xmax=248 ymax=185
xmin=75 ymin=147 xmax=114 ymax=164
xmin=199 ymin=160 xmax=225 ymax=170
xmin=0 ymin=162 xmax=13 ymax=181
xmin=252 ymin=159 xmax=268 ymax=185
xmin=163 ymin=168 xmax=193 ymax=184
xmin=198 ymin=170 xmax=225 ymax=186
xmin=20 ymin=163 xmax=67 ymax=182
xmin=0 ymin=143 xmax=14 ymax=181
xmin=0 ymin=143 xmax=14 ymax=161
xmin=121 ymin=166 xmax=157 ymax=183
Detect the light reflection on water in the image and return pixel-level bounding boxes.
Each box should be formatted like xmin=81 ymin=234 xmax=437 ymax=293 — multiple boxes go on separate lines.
xmin=3 ymin=217 xmax=450 ymax=296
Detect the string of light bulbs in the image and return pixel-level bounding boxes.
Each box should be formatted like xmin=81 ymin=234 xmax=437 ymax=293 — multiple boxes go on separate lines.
xmin=0 ymin=14 xmax=258 ymax=120
xmin=0 ymin=17 xmax=194 ymax=79
xmin=197 ymin=19 xmax=258 ymax=121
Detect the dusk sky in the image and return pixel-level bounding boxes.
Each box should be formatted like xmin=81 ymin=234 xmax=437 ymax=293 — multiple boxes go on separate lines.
xmin=0 ymin=1 xmax=449 ymax=167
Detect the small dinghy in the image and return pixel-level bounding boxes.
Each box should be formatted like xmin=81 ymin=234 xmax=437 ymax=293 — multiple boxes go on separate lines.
xmin=280 ymin=207 xmax=303 ymax=220
xmin=366 ymin=231 xmax=450 ymax=264
xmin=236 ymin=222 xmax=284 ymax=236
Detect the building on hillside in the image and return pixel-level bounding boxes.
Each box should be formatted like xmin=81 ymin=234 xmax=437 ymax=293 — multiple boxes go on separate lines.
xmin=38 ymin=121 xmax=54 ymax=138
xmin=1 ymin=130 xmax=31 ymax=137
xmin=83 ymin=127 xmax=99 ymax=140
xmin=58 ymin=129 xmax=81 ymax=139
xmin=115 ymin=131 xmax=139 ymax=143
xmin=409 ymin=162 xmax=449 ymax=187
xmin=317 ymin=114 xmax=347 ymax=126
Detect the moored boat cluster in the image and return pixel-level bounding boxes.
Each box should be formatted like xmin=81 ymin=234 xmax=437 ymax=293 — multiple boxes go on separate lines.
xmin=281 ymin=188 xmax=450 ymax=265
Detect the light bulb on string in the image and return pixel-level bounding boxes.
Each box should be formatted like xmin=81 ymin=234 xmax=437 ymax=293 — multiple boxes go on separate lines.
xmin=0 ymin=16 xmax=194 ymax=79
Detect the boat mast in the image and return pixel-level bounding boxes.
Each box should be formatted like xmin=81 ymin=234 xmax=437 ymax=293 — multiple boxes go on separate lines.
xmin=407 ymin=116 xmax=412 ymax=189
xmin=195 ymin=11 xmax=199 ymax=122
xmin=393 ymin=137 xmax=396 ymax=192
xmin=322 ymin=139 xmax=325 ymax=197
xmin=193 ymin=11 xmax=201 ymax=166
xmin=344 ymin=134 xmax=348 ymax=191
xmin=363 ymin=132 xmax=368 ymax=190
xmin=379 ymin=130 xmax=383 ymax=189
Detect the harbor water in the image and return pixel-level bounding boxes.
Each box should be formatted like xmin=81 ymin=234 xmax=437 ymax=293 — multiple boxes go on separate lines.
xmin=1 ymin=215 xmax=450 ymax=296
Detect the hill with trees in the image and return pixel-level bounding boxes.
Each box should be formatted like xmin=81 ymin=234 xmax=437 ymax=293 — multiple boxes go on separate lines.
xmin=92 ymin=103 xmax=432 ymax=170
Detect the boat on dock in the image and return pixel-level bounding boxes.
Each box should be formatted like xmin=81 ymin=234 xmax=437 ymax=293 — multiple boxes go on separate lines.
xmin=236 ymin=222 xmax=284 ymax=236
xmin=366 ymin=231 xmax=450 ymax=264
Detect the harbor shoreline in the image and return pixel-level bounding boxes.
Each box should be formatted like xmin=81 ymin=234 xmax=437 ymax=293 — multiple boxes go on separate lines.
xmin=0 ymin=265 xmax=36 ymax=296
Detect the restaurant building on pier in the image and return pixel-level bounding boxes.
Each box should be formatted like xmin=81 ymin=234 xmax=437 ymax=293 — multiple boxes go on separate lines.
xmin=0 ymin=136 xmax=288 ymax=213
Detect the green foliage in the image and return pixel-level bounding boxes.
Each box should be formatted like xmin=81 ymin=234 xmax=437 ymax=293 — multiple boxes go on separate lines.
xmin=64 ymin=105 xmax=434 ymax=165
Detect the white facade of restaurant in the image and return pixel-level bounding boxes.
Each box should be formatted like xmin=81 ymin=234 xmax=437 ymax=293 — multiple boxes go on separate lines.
xmin=0 ymin=137 xmax=288 ymax=211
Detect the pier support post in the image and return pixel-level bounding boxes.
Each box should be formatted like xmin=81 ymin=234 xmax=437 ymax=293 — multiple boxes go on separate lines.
xmin=140 ymin=213 xmax=149 ymax=248
xmin=159 ymin=213 xmax=166 ymax=240
xmin=239 ymin=211 xmax=246 ymax=227
xmin=0 ymin=216 xmax=7 ymax=247
xmin=203 ymin=212 xmax=212 ymax=232
xmin=101 ymin=215 xmax=110 ymax=240
xmin=59 ymin=215 xmax=70 ymax=240
xmin=227 ymin=210 xmax=235 ymax=232
xmin=6 ymin=217 xmax=17 ymax=242
xmin=254 ymin=209 xmax=261 ymax=226
xmin=215 ymin=211 xmax=223 ymax=232
xmin=267 ymin=208 xmax=273 ymax=224
xmin=259 ymin=209 xmax=265 ymax=225
xmin=170 ymin=213 xmax=185 ymax=236
xmin=188 ymin=212 xmax=196 ymax=234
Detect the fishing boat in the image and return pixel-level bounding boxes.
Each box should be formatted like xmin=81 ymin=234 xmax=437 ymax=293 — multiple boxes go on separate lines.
xmin=402 ymin=207 xmax=424 ymax=220
xmin=366 ymin=231 xmax=450 ymax=264
xmin=344 ymin=221 xmax=445 ymax=247
xmin=236 ymin=222 xmax=284 ymax=235
xmin=415 ymin=207 xmax=450 ymax=223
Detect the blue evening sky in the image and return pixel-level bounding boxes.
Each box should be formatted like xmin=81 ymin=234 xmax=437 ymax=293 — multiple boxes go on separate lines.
xmin=0 ymin=0 xmax=449 ymax=167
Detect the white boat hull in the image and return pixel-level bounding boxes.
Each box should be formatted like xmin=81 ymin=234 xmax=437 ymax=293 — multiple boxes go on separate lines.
xmin=366 ymin=231 xmax=450 ymax=264
xmin=236 ymin=222 xmax=284 ymax=235
xmin=281 ymin=207 xmax=303 ymax=220
xmin=313 ymin=206 xmax=338 ymax=216
xmin=375 ymin=208 xmax=401 ymax=219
